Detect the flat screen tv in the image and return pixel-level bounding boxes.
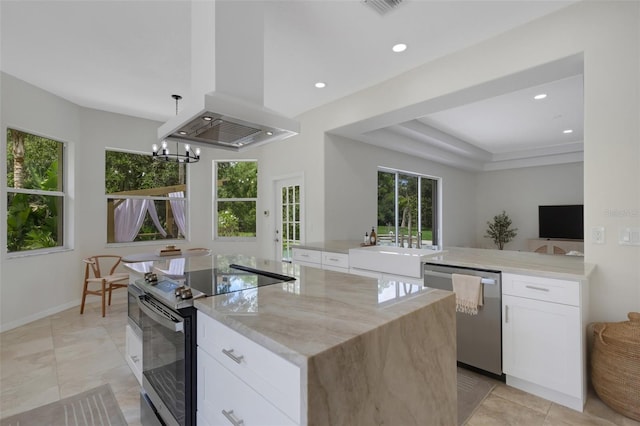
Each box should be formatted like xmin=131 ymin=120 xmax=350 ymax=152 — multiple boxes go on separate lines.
xmin=538 ymin=205 xmax=584 ymax=240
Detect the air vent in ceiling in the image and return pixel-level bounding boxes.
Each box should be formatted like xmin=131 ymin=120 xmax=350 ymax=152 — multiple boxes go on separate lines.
xmin=362 ymin=0 xmax=404 ymax=15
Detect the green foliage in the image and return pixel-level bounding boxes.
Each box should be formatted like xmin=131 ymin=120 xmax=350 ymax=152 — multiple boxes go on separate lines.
xmin=105 ymin=150 xmax=184 ymax=193
xmin=7 ymin=163 xmax=62 ymax=252
xmin=485 ymin=211 xmax=518 ymax=250
xmin=6 ymin=129 xmax=62 ymax=190
xmin=216 ymin=162 xmax=258 ymax=237
xmin=218 ymin=210 xmax=240 ymax=236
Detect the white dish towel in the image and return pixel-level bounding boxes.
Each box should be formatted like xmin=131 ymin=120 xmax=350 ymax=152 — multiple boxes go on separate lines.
xmin=452 ymin=273 xmax=483 ymax=315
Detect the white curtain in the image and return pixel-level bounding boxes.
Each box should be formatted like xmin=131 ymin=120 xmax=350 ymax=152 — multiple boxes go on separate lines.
xmin=147 ymin=201 xmax=168 ymax=238
xmin=169 ymin=191 xmax=186 ymax=237
xmin=114 ymin=199 xmax=149 ymax=242
xmin=114 ymin=198 xmax=167 ymax=242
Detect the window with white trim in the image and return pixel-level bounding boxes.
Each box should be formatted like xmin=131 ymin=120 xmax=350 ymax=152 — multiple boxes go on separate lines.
xmin=214 ymin=160 xmax=257 ymax=238
xmin=5 ymin=129 xmax=66 ymax=254
xmin=377 ymin=168 xmax=440 ymax=248
xmin=105 ymin=150 xmax=188 ymax=243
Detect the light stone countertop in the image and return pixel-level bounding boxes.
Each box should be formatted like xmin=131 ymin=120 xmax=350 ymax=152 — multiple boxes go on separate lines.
xmin=424 ymin=246 xmax=596 ymax=280
xmin=296 ymin=240 xmax=363 ymax=254
xmin=194 ymin=257 xmax=453 ymax=368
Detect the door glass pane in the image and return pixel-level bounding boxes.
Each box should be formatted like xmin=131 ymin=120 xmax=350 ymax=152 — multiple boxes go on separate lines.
xmin=377 ymin=171 xmax=396 ymax=245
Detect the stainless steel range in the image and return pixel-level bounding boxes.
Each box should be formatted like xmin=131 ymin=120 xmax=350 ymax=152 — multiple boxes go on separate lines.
xmin=132 ymin=263 xmax=295 ymax=426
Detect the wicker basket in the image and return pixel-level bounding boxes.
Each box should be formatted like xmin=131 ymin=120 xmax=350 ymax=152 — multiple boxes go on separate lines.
xmin=591 ymin=312 xmax=640 ymax=421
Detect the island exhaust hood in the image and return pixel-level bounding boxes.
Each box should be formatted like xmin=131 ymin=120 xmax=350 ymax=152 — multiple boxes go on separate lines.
xmin=157 ymin=1 xmax=299 ymax=152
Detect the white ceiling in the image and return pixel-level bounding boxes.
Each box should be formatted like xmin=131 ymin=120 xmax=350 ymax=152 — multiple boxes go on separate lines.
xmin=1 ymin=0 xmax=582 ymax=170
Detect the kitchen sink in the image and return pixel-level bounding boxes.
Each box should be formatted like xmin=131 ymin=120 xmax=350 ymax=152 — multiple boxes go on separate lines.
xmin=348 ymin=245 xmax=442 ymax=278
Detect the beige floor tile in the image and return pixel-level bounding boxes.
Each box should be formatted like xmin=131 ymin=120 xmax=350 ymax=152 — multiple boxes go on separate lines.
xmin=55 ymin=337 xmax=127 ymax=381
xmin=0 ymin=318 xmax=53 ymax=358
xmin=0 ymin=364 xmax=60 ymax=418
xmin=544 ymin=403 xmax=618 ymax=426
xmin=584 ymin=388 xmax=640 ymax=426
xmin=466 ymin=394 xmax=547 ymax=426
xmin=0 ymin=348 xmax=57 ymax=380
xmin=491 ymin=382 xmax=553 ymax=415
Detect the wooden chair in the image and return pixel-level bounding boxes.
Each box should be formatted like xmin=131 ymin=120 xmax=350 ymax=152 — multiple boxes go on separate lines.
xmin=80 ymin=255 xmax=129 ymax=317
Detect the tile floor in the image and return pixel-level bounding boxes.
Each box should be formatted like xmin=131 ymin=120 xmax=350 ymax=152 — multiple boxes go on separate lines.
xmin=1 ymin=290 xmax=638 ymax=426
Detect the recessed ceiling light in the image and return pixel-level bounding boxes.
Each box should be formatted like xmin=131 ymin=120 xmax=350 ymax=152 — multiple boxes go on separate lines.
xmin=178 ymin=131 xmax=187 ymax=135
xmin=392 ymin=43 xmax=407 ymax=53
xmin=563 ymin=129 xmax=574 ymax=134
xmin=314 ymin=82 xmax=326 ymax=89
xmin=202 ymin=116 xmax=213 ymax=121
xmin=534 ymin=93 xmax=547 ymax=100
xmin=266 ymin=131 xmax=273 ymax=136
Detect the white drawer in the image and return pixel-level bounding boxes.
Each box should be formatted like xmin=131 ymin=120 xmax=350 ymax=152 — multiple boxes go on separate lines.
xmin=502 ymin=273 xmax=580 ymax=306
xmin=197 ymin=312 xmax=300 ymax=422
xmin=197 ymin=348 xmax=297 ymax=426
xmin=322 ymin=251 xmax=349 ymax=269
xmin=292 ymin=248 xmax=321 ymax=265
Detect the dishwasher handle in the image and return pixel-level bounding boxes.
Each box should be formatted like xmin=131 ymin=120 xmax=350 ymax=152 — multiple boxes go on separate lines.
xmin=423 ymin=268 xmax=497 ymax=285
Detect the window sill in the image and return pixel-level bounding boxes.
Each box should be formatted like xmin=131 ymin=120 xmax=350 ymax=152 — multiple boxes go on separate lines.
xmin=6 ymin=246 xmax=73 ymax=260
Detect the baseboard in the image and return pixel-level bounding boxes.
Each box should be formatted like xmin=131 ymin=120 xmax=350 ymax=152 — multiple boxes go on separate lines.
xmin=0 ymin=299 xmax=81 ymax=332
xmin=506 ymin=375 xmax=585 ymax=412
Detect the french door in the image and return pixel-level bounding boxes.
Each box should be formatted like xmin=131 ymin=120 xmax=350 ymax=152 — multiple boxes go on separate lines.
xmin=274 ymin=177 xmax=304 ymax=262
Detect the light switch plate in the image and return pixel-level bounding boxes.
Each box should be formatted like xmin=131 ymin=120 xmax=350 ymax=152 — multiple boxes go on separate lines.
xmin=592 ymin=226 xmax=605 ymax=244
xmin=619 ymin=228 xmax=640 ymax=246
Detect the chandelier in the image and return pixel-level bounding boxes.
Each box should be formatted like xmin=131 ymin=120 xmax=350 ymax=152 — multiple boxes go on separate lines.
xmin=152 ymin=140 xmax=200 ymax=163
xmin=152 ymin=95 xmax=201 ymax=163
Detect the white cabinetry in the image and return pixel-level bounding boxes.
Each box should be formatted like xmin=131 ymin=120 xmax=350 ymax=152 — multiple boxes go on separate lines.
xmin=197 ymin=312 xmax=300 ymax=425
xmin=125 ymin=324 xmax=143 ymax=385
xmin=502 ymin=273 xmax=588 ymax=411
xmin=292 ymin=247 xmax=349 ymax=272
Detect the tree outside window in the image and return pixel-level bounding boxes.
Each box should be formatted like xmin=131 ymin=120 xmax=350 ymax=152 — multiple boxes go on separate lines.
xmin=5 ymin=129 xmax=65 ymax=253
xmin=106 ymin=150 xmax=188 ymax=243
xmin=215 ymin=161 xmax=257 ymax=238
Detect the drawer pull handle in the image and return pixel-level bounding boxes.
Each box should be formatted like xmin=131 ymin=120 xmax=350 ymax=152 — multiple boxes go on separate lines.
xmin=525 ymin=285 xmax=550 ymax=292
xmin=222 ymin=409 xmax=245 ymax=426
xmin=300 ymin=254 xmax=309 ymax=257
xmin=505 ymin=305 xmax=509 ymax=323
xmin=328 ymin=258 xmax=339 ymax=262
xmin=222 ymin=348 xmax=244 ymax=364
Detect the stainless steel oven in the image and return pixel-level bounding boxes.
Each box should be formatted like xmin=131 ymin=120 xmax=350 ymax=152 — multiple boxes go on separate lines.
xmin=424 ymin=263 xmax=503 ymax=378
xmin=138 ymin=293 xmax=196 ymax=426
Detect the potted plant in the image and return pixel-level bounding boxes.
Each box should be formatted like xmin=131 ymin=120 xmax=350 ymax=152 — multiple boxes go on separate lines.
xmin=485 ymin=211 xmax=518 ymax=250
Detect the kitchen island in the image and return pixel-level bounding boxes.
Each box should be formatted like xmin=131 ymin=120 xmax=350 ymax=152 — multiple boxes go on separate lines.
xmin=194 ymin=257 xmax=456 ymax=426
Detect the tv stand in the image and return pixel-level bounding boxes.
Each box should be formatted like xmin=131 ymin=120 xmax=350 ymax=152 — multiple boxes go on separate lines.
xmin=528 ymin=239 xmax=584 ymax=255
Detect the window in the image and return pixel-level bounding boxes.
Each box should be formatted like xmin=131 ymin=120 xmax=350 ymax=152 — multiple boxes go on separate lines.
xmin=5 ymin=129 xmax=65 ymax=253
xmin=106 ymin=150 xmax=187 ymax=243
xmin=215 ymin=161 xmax=257 ymax=238
xmin=377 ymin=168 xmax=439 ymax=248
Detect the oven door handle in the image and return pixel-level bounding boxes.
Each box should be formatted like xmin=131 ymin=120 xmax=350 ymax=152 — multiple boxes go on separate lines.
xmin=138 ymin=298 xmax=184 ymax=333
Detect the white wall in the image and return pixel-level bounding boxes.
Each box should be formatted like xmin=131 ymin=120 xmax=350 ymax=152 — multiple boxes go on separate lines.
xmin=475 ymin=162 xmax=584 ymax=251
xmin=263 ymin=1 xmax=639 ymax=322
xmin=0 ymin=73 xmax=267 ymax=330
xmin=2 ymin=1 xmax=638 ymax=328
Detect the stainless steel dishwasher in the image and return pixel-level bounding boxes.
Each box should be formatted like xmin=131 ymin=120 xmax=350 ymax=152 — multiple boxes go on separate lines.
xmin=423 ymin=263 xmax=503 ymax=377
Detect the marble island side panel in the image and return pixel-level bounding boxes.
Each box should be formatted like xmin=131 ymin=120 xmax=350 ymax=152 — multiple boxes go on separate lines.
xmin=195 ymin=262 xmax=456 ymax=425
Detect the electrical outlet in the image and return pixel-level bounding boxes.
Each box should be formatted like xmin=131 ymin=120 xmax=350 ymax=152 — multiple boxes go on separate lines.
xmin=619 ymin=228 xmax=640 ymax=246
xmin=592 ymin=226 xmax=605 ymax=244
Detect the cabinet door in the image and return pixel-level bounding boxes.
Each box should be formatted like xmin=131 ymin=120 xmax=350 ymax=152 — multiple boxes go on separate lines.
xmin=502 ymin=295 xmax=581 ymax=397
xmin=125 ymin=325 xmax=142 ymax=385
xmin=197 ymin=348 xmax=297 ymax=426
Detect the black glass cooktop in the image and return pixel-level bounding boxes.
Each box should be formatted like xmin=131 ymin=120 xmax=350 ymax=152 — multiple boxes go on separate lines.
xmin=184 ymin=264 xmax=296 ymax=296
